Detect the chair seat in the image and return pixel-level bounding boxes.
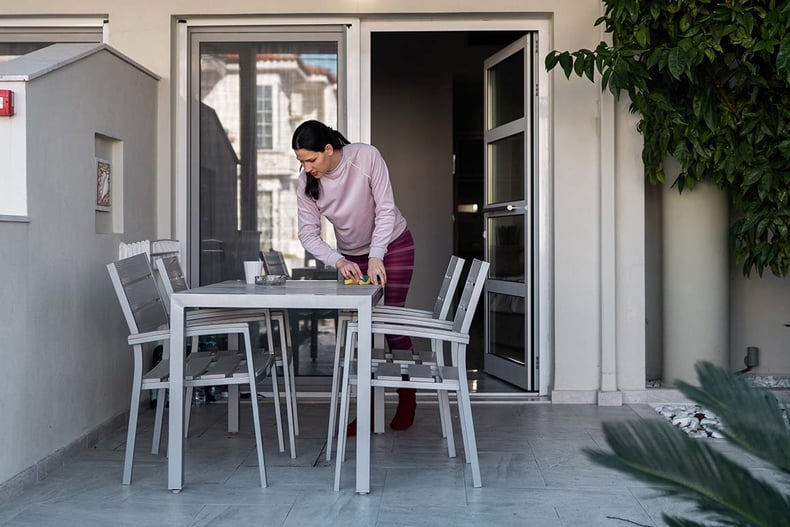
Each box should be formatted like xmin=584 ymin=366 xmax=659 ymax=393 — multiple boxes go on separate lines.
xmin=371 ymin=348 xmax=436 ymax=364
xmin=351 ymin=362 xmax=460 ymax=386
xmin=143 ymin=350 xmax=275 ymax=386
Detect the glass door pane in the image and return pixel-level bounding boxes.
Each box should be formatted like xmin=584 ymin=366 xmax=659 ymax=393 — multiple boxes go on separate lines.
xmin=196 ymin=39 xmax=341 ymax=285
xmin=488 ymin=291 xmax=526 ymax=364
xmin=488 ymin=49 xmax=524 ymax=128
xmin=488 ymin=132 xmax=525 ymax=204
xmin=191 ymin=28 xmax=346 ymax=378
xmin=487 ymin=215 xmax=525 ymax=282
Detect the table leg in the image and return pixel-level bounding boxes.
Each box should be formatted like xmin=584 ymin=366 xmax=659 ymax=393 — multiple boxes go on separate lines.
xmin=168 ymin=301 xmax=185 ymax=491
xmin=355 ymin=305 xmax=372 ymax=494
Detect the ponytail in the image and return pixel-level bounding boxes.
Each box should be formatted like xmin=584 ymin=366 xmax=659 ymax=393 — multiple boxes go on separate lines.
xmin=292 ymin=120 xmax=350 ymax=200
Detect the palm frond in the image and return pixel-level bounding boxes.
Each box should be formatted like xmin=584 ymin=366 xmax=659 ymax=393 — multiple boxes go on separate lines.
xmin=584 ymin=419 xmax=790 ymax=527
xmin=675 ymin=361 xmax=790 ymax=474
xmin=662 ymin=516 xmax=716 ymax=527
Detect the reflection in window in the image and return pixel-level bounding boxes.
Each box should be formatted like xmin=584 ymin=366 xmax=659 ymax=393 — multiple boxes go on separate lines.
xmin=487 ymin=215 xmax=524 ymax=282
xmin=257 ymin=190 xmax=273 ymax=246
xmin=256 ymin=85 xmax=273 ymax=150
xmin=198 ymin=41 xmax=339 ymax=280
xmin=488 ymin=292 xmax=526 ymax=365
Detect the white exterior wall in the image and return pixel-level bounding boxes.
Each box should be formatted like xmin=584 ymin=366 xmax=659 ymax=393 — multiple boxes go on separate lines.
xmin=0 ymin=49 xmax=157 ymax=486
xmin=0 ymin=81 xmax=27 ymax=217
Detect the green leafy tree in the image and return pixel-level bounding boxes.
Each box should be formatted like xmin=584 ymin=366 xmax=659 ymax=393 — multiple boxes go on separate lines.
xmin=546 ymin=0 xmax=790 ymax=276
xmin=584 ymin=361 xmax=790 ymax=526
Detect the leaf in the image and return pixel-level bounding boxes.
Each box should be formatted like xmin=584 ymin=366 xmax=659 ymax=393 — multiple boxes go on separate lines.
xmin=778 ymin=35 xmax=790 ymax=83
xmin=585 ymin=419 xmax=790 ymax=526
xmin=743 ymin=168 xmax=763 ymax=186
xmin=573 ymin=52 xmax=586 ymax=77
xmin=583 ymin=57 xmax=595 ymax=82
xmin=650 ymin=4 xmax=660 ymax=20
xmin=667 ymin=47 xmax=685 ymax=79
xmin=636 ymin=25 xmax=649 ymax=48
xmin=558 ymin=52 xmax=573 ymax=78
xmin=675 ymin=362 xmax=790 ymax=474
xmin=544 ymin=51 xmax=560 ymax=71
xmin=679 ymin=14 xmax=691 ymax=34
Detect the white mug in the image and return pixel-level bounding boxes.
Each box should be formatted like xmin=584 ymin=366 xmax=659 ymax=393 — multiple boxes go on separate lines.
xmin=243 ymin=261 xmax=262 ymax=284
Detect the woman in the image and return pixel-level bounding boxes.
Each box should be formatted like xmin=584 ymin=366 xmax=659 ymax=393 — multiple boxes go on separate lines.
xmin=292 ymin=119 xmax=416 ymax=433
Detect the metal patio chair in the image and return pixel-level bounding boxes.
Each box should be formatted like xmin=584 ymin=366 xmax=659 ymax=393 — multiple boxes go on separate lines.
xmin=107 ymin=253 xmax=275 ymax=486
xmin=334 ymin=258 xmax=490 ymax=490
xmin=154 ymin=254 xmax=298 ymax=457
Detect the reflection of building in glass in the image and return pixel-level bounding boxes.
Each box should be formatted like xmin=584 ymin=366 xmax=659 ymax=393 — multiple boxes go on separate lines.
xmin=200 ymin=50 xmax=338 ymax=275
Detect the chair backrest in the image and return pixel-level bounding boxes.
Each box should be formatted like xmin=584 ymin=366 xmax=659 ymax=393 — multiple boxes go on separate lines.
xmin=452 ymin=259 xmax=490 ymax=335
xmin=154 ymin=255 xmax=190 ymax=316
xmin=107 ymin=253 xmax=169 ymax=335
xmin=261 ymin=249 xmax=290 ymax=277
xmin=155 ymin=255 xmax=189 ymax=298
xmin=432 ymin=255 xmax=465 ymax=320
xmin=151 ymin=239 xmax=180 ymax=259
xmin=118 ymin=240 xmax=151 ymax=260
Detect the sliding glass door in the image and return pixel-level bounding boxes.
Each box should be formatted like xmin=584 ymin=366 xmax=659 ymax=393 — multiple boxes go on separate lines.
xmin=189 ymin=27 xmax=346 ymax=285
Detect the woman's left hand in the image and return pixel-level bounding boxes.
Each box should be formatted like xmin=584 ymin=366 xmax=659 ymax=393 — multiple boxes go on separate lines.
xmin=368 ymin=257 xmax=386 ymax=286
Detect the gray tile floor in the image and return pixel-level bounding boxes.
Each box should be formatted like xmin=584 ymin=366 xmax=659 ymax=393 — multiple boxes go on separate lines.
xmin=1 ymin=396 xmax=749 ymax=527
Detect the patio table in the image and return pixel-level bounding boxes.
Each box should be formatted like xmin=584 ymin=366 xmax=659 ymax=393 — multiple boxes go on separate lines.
xmin=167 ymin=280 xmax=383 ymax=494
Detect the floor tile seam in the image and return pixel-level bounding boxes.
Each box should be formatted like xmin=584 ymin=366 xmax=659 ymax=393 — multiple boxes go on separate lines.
xmin=626 ymin=485 xmax=664 ymax=527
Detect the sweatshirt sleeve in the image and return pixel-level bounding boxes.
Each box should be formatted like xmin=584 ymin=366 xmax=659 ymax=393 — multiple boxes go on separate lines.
xmin=296 ymin=175 xmax=343 ymax=267
xmin=366 ymin=146 xmax=398 ymax=260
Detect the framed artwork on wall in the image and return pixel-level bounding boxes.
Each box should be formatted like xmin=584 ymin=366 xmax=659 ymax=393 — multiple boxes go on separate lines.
xmin=96 ymin=158 xmax=111 ymax=211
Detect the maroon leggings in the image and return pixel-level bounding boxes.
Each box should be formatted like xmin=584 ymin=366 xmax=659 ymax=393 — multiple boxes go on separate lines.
xmin=343 ymin=228 xmax=414 ymax=351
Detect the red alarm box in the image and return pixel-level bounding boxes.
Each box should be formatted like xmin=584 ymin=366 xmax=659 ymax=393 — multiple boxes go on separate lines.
xmin=0 ymin=90 xmax=14 ymax=116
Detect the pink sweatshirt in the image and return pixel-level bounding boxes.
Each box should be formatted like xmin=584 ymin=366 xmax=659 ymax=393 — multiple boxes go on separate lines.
xmin=297 ymin=143 xmax=408 ymax=267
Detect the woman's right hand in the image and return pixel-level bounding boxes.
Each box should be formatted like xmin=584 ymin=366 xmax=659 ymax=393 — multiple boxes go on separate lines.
xmin=336 ymin=257 xmax=362 ymax=281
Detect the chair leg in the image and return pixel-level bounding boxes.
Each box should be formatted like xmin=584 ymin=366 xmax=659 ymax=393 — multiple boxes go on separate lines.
xmin=152 ymin=388 xmax=167 ymax=454
xmin=374 ymin=386 xmax=385 ymax=433
xmin=268 ymin=313 xmax=296 ymax=458
xmin=269 ymin=352 xmax=285 ymax=453
xmin=453 ymin=345 xmax=480 ymax=487
xmin=124 ymin=385 xmax=143 ymax=485
xmin=438 ymin=390 xmax=456 ymax=458
xmin=183 ymin=386 xmax=193 ymax=439
xmin=242 ymin=330 xmax=267 ymax=488
xmin=326 ymin=316 xmax=347 ymax=461
xmin=288 ymin=350 xmax=299 ymax=437
xmin=334 ymin=329 xmax=356 ymax=491
xmin=227 ymin=385 xmax=240 ymax=433
xmin=433 ymin=339 xmax=448 ymax=440
xmin=279 ymin=310 xmax=299 ymax=435
xmin=457 ymin=381 xmax=481 ymax=487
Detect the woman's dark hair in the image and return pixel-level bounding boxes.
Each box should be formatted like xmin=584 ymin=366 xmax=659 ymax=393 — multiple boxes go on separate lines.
xmin=292 ymin=120 xmax=350 ymax=200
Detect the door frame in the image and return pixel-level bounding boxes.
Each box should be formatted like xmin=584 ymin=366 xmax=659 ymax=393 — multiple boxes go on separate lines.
xmin=360 ymin=17 xmax=552 ymax=395
xmin=174 ymin=15 xmax=554 ymax=396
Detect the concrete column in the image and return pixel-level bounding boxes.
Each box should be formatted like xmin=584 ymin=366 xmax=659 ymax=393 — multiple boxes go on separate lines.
xmin=662 ymin=158 xmax=729 ymax=384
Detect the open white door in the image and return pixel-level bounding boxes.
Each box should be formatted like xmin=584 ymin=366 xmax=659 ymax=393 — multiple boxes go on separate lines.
xmin=483 ymin=35 xmax=537 ymax=390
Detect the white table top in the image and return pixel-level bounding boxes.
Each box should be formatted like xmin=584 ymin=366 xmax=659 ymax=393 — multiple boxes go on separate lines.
xmin=172 ymin=280 xmax=383 ymax=309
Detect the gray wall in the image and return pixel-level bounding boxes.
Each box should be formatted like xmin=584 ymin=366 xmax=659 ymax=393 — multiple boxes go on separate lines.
xmin=0 ymin=49 xmax=158 ymax=485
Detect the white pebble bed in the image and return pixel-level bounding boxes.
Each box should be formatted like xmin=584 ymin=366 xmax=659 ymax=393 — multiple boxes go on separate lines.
xmin=653 ymin=404 xmax=726 ymax=438
xmin=652 ymin=375 xmax=789 ymax=437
